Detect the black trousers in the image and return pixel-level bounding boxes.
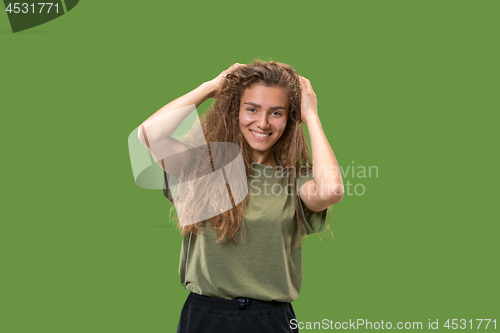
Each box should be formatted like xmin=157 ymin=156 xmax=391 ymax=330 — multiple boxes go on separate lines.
xmin=177 ymin=292 xmax=299 ymax=333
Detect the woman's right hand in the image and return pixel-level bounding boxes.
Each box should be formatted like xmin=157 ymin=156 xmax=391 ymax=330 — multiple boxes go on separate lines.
xmin=207 ymin=63 xmax=246 ymax=98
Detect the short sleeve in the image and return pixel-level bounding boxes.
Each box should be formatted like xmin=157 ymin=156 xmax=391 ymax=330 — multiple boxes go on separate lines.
xmin=162 ymin=170 xmax=174 ymax=204
xmin=296 ymin=173 xmax=327 ymax=235
xmin=162 ymin=147 xmax=196 ymax=205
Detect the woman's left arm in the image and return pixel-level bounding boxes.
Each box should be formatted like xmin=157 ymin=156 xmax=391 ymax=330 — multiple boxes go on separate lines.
xmin=299 ymin=76 xmax=344 ymax=212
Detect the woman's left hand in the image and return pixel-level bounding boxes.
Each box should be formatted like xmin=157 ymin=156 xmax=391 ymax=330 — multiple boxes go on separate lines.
xmin=299 ymin=76 xmax=319 ymax=123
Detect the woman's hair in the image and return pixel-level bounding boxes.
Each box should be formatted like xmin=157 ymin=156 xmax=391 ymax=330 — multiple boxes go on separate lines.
xmin=166 ymin=59 xmax=333 ymax=247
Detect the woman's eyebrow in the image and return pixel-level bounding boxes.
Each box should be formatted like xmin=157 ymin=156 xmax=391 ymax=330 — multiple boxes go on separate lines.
xmin=244 ymin=102 xmax=286 ymax=110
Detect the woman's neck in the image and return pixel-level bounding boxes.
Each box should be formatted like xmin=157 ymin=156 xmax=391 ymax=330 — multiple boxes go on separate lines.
xmin=251 ymin=153 xmax=276 ymax=167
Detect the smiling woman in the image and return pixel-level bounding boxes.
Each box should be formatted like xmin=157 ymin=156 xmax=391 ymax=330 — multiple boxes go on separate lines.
xmin=239 ymin=84 xmax=289 ymax=165
xmin=137 ymin=60 xmax=343 ymax=333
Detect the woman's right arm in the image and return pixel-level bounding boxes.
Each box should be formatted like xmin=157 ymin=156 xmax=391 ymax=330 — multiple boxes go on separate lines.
xmin=138 ymin=63 xmax=245 ymax=178
xmin=139 ymin=80 xmax=216 ymax=140
xmin=137 ymin=81 xmax=216 ymax=178
xmin=140 ymin=81 xmax=217 ymax=135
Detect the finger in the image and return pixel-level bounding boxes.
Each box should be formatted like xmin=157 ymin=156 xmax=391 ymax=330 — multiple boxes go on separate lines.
xmin=299 ymin=76 xmax=310 ymax=89
xmin=226 ymin=65 xmax=245 ymax=77
xmin=231 ymin=64 xmax=244 ymax=71
xmin=306 ymin=80 xmax=313 ymax=91
xmin=301 ymin=77 xmax=313 ymax=91
xmin=300 ymin=80 xmax=310 ymax=92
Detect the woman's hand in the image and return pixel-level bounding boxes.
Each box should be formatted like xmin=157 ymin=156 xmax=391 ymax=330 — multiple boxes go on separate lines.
xmin=207 ymin=63 xmax=246 ymax=98
xmin=299 ymin=76 xmax=319 ymax=123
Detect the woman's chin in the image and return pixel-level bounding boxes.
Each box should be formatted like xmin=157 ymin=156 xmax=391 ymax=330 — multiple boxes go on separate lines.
xmin=249 ymin=142 xmax=272 ymax=151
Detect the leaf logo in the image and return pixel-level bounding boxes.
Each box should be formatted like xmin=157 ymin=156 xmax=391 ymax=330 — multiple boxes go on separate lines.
xmin=3 ymin=0 xmax=79 ymax=33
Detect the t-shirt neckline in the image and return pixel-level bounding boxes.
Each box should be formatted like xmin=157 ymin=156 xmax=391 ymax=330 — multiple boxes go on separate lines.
xmin=250 ymin=161 xmax=279 ymax=169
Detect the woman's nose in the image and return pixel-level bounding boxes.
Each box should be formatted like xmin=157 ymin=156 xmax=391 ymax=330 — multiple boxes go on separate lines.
xmin=257 ymin=113 xmax=269 ymax=128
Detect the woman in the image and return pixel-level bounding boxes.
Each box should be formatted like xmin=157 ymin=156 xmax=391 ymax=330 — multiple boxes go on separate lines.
xmin=138 ymin=60 xmax=344 ymax=332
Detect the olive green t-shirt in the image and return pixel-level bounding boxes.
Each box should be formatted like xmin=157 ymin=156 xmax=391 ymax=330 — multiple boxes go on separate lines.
xmin=164 ymin=162 xmax=327 ymax=303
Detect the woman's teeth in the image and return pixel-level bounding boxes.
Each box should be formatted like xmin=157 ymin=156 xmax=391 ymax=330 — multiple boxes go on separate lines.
xmin=251 ymin=130 xmax=270 ymax=137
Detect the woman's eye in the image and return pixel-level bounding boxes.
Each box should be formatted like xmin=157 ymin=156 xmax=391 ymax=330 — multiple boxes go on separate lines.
xmin=272 ymin=111 xmax=282 ymax=116
xmin=247 ymin=108 xmax=257 ymax=112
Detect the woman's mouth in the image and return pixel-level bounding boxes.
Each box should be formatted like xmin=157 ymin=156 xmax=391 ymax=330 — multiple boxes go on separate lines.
xmin=250 ymin=130 xmax=272 ymax=140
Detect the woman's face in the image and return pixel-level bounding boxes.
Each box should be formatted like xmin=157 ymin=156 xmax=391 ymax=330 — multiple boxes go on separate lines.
xmin=238 ymin=83 xmax=289 ymax=160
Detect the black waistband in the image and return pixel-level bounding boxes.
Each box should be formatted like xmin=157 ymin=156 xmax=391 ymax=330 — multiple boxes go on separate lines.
xmin=186 ymin=292 xmax=291 ymax=312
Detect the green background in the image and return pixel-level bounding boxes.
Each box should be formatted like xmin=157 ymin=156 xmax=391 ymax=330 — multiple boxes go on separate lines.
xmin=1 ymin=0 xmax=498 ymax=332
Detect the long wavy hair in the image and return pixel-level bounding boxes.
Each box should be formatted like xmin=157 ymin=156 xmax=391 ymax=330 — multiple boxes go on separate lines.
xmin=166 ymin=59 xmax=333 ymax=247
